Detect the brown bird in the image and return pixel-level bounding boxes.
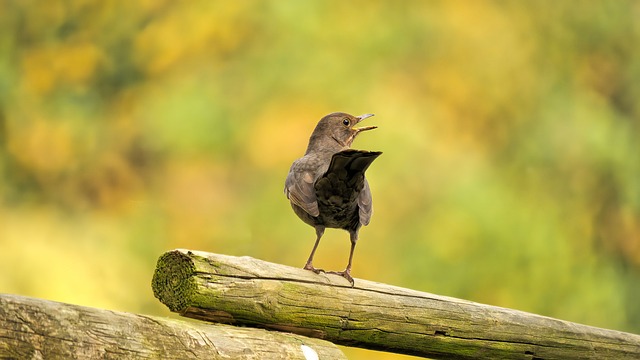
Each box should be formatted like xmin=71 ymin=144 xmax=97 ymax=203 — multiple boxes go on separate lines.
xmin=285 ymin=112 xmax=381 ymax=285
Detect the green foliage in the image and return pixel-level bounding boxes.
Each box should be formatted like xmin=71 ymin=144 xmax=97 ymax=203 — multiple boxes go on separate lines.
xmin=1 ymin=1 xmax=639 ymax=359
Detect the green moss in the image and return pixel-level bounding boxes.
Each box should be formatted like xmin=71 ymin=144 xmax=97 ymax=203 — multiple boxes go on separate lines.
xmin=151 ymin=250 xmax=197 ymax=312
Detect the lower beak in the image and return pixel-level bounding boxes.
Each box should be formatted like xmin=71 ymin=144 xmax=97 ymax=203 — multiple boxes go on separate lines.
xmin=355 ymin=113 xmax=377 ymax=132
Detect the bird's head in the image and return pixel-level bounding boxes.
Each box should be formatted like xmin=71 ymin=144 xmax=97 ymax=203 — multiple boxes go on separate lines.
xmin=307 ymin=112 xmax=376 ymax=153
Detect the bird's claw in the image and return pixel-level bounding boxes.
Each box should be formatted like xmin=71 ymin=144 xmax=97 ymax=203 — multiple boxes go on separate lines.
xmin=327 ymin=270 xmax=355 ymax=287
xmin=303 ymin=263 xmax=325 ymax=274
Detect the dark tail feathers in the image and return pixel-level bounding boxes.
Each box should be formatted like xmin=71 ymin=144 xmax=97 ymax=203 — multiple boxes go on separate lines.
xmin=326 ymin=150 xmax=382 ymax=176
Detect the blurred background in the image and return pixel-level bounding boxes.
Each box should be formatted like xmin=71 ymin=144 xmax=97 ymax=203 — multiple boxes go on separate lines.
xmin=1 ymin=1 xmax=639 ymax=359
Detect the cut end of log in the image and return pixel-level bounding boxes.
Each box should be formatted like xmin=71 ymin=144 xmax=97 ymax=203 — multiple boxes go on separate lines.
xmin=152 ymin=249 xmax=198 ymax=312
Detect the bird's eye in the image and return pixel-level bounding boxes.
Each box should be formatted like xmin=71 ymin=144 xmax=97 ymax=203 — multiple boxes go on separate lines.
xmin=342 ymin=118 xmax=350 ymax=126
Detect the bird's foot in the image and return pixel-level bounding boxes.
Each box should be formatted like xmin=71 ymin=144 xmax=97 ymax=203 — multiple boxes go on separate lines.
xmin=303 ymin=263 xmax=325 ymax=274
xmin=327 ymin=270 xmax=355 ymax=287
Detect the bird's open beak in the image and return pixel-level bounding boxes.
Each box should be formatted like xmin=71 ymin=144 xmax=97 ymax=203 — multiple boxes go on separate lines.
xmin=354 ymin=113 xmax=377 ymax=132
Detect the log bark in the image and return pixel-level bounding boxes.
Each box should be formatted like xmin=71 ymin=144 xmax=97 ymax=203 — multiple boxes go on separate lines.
xmin=0 ymin=293 xmax=346 ymax=359
xmin=152 ymin=249 xmax=640 ymax=360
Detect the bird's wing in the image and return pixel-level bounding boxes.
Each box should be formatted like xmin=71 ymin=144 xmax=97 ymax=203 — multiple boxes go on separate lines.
xmin=358 ymin=178 xmax=373 ymax=226
xmin=285 ymin=167 xmax=320 ymax=217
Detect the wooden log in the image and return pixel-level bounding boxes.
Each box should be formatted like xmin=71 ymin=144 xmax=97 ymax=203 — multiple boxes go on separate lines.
xmin=152 ymin=249 xmax=640 ymax=360
xmin=0 ymin=293 xmax=346 ymax=359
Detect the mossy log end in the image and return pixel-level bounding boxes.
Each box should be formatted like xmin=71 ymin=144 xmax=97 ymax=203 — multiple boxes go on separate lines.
xmin=0 ymin=293 xmax=346 ymax=359
xmin=152 ymin=249 xmax=640 ymax=360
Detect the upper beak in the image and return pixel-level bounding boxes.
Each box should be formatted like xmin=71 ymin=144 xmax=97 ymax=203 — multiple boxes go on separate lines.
xmin=354 ymin=113 xmax=377 ymax=132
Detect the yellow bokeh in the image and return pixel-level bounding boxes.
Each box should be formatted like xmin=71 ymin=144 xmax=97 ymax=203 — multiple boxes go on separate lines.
xmin=21 ymin=41 xmax=103 ymax=94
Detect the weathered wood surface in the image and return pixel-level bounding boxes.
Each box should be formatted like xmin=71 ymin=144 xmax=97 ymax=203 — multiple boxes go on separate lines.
xmin=0 ymin=293 xmax=346 ymax=360
xmin=152 ymin=249 xmax=640 ymax=360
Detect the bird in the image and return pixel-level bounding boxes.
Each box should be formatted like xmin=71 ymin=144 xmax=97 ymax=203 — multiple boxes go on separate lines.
xmin=284 ymin=112 xmax=381 ymax=286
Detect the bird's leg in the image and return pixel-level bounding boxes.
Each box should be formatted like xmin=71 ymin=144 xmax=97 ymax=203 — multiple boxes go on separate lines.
xmin=303 ymin=226 xmax=325 ymax=274
xmin=328 ymin=230 xmax=358 ymax=287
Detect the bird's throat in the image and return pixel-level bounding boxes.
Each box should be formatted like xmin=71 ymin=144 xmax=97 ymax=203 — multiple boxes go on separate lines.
xmin=331 ymin=135 xmax=349 ymax=148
